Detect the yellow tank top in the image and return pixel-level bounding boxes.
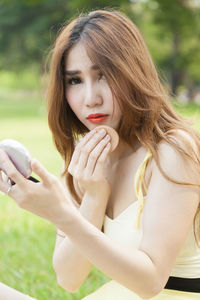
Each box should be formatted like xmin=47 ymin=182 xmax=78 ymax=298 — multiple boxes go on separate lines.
xmin=83 ymin=149 xmax=200 ymax=299
xmin=104 ymin=149 xmax=200 ymax=278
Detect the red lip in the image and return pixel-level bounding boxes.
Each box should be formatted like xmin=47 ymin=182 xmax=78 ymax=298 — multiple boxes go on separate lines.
xmin=87 ymin=113 xmax=108 ymax=124
xmin=87 ymin=113 xmax=108 ymax=119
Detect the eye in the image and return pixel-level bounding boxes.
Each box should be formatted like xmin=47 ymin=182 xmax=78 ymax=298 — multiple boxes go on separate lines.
xmin=98 ymin=72 xmax=105 ymax=81
xmin=67 ymin=77 xmax=81 ymax=85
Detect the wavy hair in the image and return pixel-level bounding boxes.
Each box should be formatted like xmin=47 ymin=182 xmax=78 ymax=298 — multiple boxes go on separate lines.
xmin=47 ymin=9 xmax=200 ymax=245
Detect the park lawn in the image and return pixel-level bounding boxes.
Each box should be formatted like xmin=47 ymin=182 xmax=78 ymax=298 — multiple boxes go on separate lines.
xmin=0 ymin=95 xmax=200 ymax=300
xmin=0 ymin=95 xmax=110 ymax=300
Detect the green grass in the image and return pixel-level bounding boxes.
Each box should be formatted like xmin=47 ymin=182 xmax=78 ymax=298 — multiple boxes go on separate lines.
xmin=0 ymin=89 xmax=200 ymax=299
xmin=172 ymin=100 xmax=200 ymax=131
xmin=0 ymin=90 xmax=110 ymax=299
xmin=0 ymin=70 xmax=41 ymax=90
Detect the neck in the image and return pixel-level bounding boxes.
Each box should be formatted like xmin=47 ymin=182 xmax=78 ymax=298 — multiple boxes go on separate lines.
xmin=107 ymin=136 xmax=141 ymax=165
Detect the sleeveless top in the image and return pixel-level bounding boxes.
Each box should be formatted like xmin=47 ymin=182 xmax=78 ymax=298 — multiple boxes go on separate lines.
xmin=104 ymin=149 xmax=200 ymax=278
xmin=82 ymin=149 xmax=200 ymax=300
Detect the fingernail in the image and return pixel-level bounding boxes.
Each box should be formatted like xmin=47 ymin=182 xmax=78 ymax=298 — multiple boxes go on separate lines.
xmin=98 ymin=129 xmax=106 ymax=135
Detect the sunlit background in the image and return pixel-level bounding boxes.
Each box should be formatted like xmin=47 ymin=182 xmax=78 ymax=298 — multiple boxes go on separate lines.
xmin=0 ymin=1 xmax=200 ymax=299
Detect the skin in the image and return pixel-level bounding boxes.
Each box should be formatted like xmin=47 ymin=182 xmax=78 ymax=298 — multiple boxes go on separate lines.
xmin=65 ymin=43 xmax=122 ymax=132
xmin=0 ymin=282 xmax=35 ymax=300
xmin=0 ymin=42 xmax=199 ymax=299
xmin=95 ymin=125 xmax=119 ymax=152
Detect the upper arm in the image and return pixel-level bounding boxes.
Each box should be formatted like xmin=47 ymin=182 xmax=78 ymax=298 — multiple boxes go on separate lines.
xmin=139 ymin=131 xmax=200 ymax=287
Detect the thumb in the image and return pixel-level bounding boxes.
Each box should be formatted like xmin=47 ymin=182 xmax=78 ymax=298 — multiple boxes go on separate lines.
xmin=31 ymin=158 xmax=51 ymax=185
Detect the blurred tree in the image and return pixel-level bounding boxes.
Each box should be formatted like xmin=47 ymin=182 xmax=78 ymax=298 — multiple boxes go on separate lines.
xmin=67 ymin=0 xmax=129 ymax=13
xmin=0 ymin=0 xmax=130 ymax=71
xmin=68 ymin=0 xmax=200 ymax=95
xmin=148 ymin=0 xmax=200 ymax=95
xmin=0 ymin=0 xmax=199 ymax=95
xmin=0 ymin=0 xmax=70 ymax=71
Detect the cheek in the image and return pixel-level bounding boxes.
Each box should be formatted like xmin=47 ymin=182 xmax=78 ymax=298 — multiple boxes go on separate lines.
xmin=110 ymin=91 xmax=121 ymax=116
xmin=114 ymin=104 xmax=122 ymax=122
xmin=65 ymin=89 xmax=84 ymax=123
xmin=65 ymin=88 xmax=78 ymax=113
xmin=102 ymin=83 xmax=122 ymax=117
xmin=115 ymin=100 xmax=122 ymax=116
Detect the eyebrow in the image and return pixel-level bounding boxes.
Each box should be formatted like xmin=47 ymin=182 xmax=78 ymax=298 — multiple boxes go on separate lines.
xmin=64 ymin=64 xmax=99 ymax=75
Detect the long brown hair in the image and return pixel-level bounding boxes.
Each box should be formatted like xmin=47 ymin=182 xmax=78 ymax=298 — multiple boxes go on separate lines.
xmin=47 ymin=9 xmax=200 ymax=245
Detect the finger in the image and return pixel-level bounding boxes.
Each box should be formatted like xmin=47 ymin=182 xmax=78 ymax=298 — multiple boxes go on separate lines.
xmin=31 ymin=158 xmax=54 ymax=186
xmin=78 ymin=129 xmax=96 ymax=147
xmin=1 ymin=170 xmax=9 ymax=183
xmin=0 ymin=170 xmax=3 ymax=182
xmin=69 ymin=129 xmax=106 ymax=174
xmin=85 ymin=134 xmax=111 ymax=176
xmin=93 ymin=142 xmax=111 ymax=177
xmin=70 ymin=130 xmax=97 ymax=166
xmin=0 ymin=173 xmax=15 ymax=196
xmin=78 ymin=129 xmax=107 ymax=169
xmin=68 ymin=148 xmax=81 ymax=174
xmin=0 ymin=149 xmax=26 ymax=187
xmin=0 ymin=182 xmax=11 ymax=195
xmin=0 ymin=170 xmax=7 ymax=194
xmin=0 ymin=170 xmax=6 ymax=193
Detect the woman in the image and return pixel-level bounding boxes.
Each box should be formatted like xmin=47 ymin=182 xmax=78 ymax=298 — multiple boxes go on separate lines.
xmin=0 ymin=9 xmax=200 ymax=300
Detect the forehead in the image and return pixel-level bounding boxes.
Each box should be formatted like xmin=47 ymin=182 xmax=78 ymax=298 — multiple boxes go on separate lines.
xmin=65 ymin=42 xmax=93 ymax=70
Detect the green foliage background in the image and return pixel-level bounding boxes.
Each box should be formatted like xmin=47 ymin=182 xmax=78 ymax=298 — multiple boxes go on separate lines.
xmin=0 ymin=0 xmax=200 ymax=93
xmin=0 ymin=0 xmax=200 ymax=299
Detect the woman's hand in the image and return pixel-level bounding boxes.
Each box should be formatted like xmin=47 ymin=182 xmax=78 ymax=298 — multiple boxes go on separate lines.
xmin=0 ymin=149 xmax=75 ymax=225
xmin=68 ymin=129 xmax=111 ymax=199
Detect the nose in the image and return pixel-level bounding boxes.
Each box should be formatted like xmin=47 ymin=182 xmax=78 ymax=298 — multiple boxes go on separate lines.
xmin=84 ymin=81 xmax=103 ymax=107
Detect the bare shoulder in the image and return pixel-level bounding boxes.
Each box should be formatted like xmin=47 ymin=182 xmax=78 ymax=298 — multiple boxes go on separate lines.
xmin=161 ymin=128 xmax=199 ymax=156
xmin=153 ymin=129 xmax=200 ymax=184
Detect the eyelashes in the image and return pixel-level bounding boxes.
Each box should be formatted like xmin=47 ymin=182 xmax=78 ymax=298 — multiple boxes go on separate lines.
xmin=67 ymin=77 xmax=81 ymax=85
xmin=99 ymin=72 xmax=106 ymax=81
xmin=66 ymin=73 xmax=105 ymax=86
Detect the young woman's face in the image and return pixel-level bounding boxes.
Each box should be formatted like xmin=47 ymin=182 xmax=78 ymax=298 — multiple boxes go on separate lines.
xmin=64 ymin=42 xmax=122 ymax=131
